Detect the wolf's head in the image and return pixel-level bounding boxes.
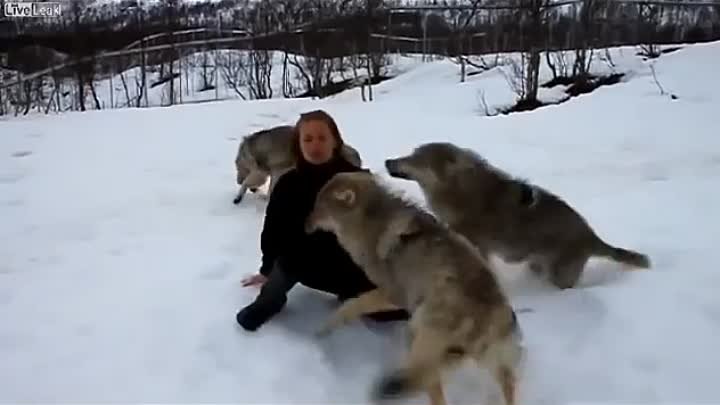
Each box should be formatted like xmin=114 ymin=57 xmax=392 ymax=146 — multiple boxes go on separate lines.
xmin=385 ymin=142 xmax=484 ymax=192
xmin=305 ymin=171 xmax=379 ymax=235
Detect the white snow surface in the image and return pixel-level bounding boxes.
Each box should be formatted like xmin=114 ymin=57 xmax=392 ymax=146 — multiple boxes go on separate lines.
xmin=2 ymin=41 xmax=720 ymax=404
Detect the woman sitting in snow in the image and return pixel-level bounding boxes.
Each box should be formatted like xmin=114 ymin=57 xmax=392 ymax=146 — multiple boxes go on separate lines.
xmin=236 ymin=109 xmax=410 ymax=332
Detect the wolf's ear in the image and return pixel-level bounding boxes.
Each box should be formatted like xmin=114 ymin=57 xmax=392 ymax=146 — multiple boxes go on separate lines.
xmin=333 ymin=187 xmax=356 ymax=207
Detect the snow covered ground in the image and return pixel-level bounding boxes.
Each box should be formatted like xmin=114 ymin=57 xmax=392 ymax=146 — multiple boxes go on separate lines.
xmin=1 ymin=41 xmax=720 ymax=404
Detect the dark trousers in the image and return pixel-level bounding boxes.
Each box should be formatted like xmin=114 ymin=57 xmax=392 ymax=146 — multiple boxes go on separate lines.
xmin=236 ymin=261 xmax=409 ymax=331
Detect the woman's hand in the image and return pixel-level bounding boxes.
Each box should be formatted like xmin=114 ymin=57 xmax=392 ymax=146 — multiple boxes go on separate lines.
xmin=241 ymin=273 xmax=267 ymax=287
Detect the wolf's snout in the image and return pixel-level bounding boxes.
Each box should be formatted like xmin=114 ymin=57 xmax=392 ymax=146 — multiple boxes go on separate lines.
xmin=385 ymin=158 xmax=408 ymax=179
xmin=384 ymin=158 xmax=399 ymax=174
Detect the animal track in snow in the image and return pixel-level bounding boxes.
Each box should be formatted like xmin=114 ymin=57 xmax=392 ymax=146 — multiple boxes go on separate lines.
xmin=11 ymin=150 xmax=32 ymax=158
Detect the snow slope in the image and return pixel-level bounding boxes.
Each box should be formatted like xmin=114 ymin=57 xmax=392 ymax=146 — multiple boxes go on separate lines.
xmin=1 ymin=41 xmax=720 ymax=404
xmin=40 ymin=51 xmax=423 ymax=110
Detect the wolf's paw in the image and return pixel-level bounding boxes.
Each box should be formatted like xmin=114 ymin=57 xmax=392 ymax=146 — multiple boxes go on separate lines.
xmin=372 ymin=370 xmax=411 ymax=401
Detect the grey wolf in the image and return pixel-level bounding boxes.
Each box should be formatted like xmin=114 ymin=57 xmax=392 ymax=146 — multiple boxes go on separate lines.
xmin=236 ymin=110 xmax=407 ymax=332
xmin=385 ymin=142 xmax=651 ymax=289
xmin=305 ymin=171 xmax=523 ymax=405
xmin=232 ymin=124 xmax=362 ymax=204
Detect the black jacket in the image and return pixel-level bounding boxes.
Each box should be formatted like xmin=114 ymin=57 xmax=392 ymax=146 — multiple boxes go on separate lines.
xmin=258 ymin=154 xmax=374 ymax=295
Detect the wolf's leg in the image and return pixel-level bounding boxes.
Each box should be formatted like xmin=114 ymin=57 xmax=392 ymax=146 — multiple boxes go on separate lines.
xmin=373 ymin=326 xmax=451 ymax=405
xmin=234 ymin=171 xmax=268 ymax=204
xmin=233 ymin=184 xmax=249 ymax=204
xmin=494 ymin=364 xmax=516 ymax=405
xmin=549 ymin=254 xmax=588 ymax=289
xmin=317 ymin=289 xmax=398 ymax=335
xmin=245 ymin=170 xmax=268 ymax=192
xmin=475 ymin=337 xmax=522 ymax=405
xmin=425 ymin=371 xmax=447 ymax=405
xmin=403 ymin=327 xmax=446 ymax=405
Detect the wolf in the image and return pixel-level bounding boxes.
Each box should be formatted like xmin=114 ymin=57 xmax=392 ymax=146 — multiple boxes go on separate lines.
xmin=232 ymin=125 xmax=363 ymax=204
xmin=384 ymin=142 xmax=651 ymax=289
xmin=305 ymin=171 xmax=523 ymax=405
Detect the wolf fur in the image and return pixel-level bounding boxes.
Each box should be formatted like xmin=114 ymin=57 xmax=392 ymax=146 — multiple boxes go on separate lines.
xmin=305 ymin=171 xmax=523 ymax=405
xmin=232 ymin=125 xmax=363 ymax=204
xmin=385 ymin=142 xmax=651 ymax=289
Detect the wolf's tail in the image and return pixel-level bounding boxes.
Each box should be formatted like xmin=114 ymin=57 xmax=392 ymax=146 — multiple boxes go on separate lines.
xmin=594 ymin=238 xmax=651 ymax=269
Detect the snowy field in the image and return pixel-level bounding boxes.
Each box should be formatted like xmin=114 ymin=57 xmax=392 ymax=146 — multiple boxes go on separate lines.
xmin=2 ymin=41 xmax=720 ymax=404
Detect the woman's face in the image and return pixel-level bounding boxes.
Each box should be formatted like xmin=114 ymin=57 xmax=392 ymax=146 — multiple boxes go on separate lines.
xmin=299 ymin=119 xmax=337 ymax=165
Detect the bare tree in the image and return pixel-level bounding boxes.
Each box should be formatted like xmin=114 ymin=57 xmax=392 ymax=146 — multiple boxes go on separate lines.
xmin=239 ymin=0 xmax=280 ymax=99
xmin=246 ymin=49 xmax=274 ymax=99
xmin=197 ymin=48 xmax=216 ymax=92
xmin=636 ymin=2 xmax=663 ymax=58
xmin=137 ymin=5 xmax=149 ymax=107
xmin=216 ymin=51 xmax=248 ymax=100
xmin=449 ymin=0 xmax=483 ymax=82
xmin=68 ymin=0 xmax=88 ymax=111
xmin=518 ymin=0 xmax=549 ymax=108
xmin=263 ymin=0 xmax=308 ymax=98
xmin=289 ymin=45 xmax=332 ymax=98
xmin=571 ymin=0 xmax=607 ymax=84
xmin=500 ymin=53 xmax=530 ymax=101
xmin=349 ymin=41 xmax=369 ymax=101
xmin=546 ymin=49 xmax=571 ymax=82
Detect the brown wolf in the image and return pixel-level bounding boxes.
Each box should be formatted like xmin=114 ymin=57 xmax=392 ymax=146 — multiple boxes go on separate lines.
xmin=232 ymin=125 xmax=362 ymax=204
xmin=305 ymin=171 xmax=524 ymax=405
xmin=385 ymin=141 xmax=651 ymax=289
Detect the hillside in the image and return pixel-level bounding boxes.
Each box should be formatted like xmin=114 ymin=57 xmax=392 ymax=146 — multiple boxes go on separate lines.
xmin=1 ymin=43 xmax=681 ymax=112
